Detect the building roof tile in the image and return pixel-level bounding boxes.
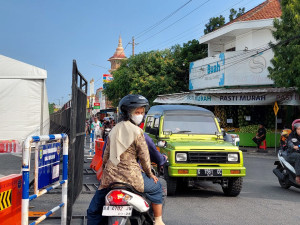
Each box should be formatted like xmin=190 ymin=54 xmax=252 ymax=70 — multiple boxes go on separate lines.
xmin=227 ymin=0 xmax=281 ymax=25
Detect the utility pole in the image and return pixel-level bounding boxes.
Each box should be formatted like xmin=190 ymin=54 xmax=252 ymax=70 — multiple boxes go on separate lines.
xmin=129 ymin=36 xmax=138 ymax=56
xmin=132 ymin=37 xmax=135 ymax=56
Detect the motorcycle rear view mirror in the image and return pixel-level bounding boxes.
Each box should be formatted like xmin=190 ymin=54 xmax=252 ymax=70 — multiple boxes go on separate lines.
xmin=157 ymin=140 xmax=167 ymax=148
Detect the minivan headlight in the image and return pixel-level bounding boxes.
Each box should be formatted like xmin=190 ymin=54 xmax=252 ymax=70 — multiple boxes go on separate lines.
xmin=228 ymin=153 xmax=238 ymax=162
xmin=176 ymin=153 xmax=187 ymax=162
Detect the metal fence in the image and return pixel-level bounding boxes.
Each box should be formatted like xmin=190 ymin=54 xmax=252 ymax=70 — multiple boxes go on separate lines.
xmin=22 ymin=134 xmax=69 ymax=225
xmin=50 ymin=60 xmax=87 ymax=224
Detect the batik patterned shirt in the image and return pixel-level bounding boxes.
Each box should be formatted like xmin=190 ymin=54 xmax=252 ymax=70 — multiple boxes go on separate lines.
xmin=99 ymin=134 xmax=152 ymax=192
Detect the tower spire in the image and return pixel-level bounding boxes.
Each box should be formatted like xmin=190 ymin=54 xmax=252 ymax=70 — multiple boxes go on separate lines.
xmin=108 ymin=36 xmax=127 ymax=72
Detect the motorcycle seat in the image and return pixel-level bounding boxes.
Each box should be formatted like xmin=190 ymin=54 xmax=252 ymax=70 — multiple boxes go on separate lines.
xmin=278 ymin=151 xmax=296 ymax=174
xmin=279 ymin=150 xmax=288 ymax=158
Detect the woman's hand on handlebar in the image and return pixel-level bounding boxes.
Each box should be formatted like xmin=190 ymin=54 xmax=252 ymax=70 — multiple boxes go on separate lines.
xmin=150 ymin=174 xmax=159 ymax=184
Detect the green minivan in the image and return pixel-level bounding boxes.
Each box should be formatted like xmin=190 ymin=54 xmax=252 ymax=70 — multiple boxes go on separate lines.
xmin=144 ymin=105 xmax=246 ymax=196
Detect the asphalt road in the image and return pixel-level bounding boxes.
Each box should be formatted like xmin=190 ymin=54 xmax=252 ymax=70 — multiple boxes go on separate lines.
xmin=163 ymin=153 xmax=300 ymax=225
xmin=1 ymin=151 xmax=300 ymax=225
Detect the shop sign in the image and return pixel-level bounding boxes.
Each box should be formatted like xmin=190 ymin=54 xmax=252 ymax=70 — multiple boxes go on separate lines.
xmin=227 ymin=119 xmax=233 ymax=124
xmin=189 ymin=50 xmax=274 ymax=90
xmin=154 ymin=92 xmax=300 ymax=106
xmin=273 ymin=101 xmax=279 ymax=115
xmin=37 ymin=143 xmax=60 ymax=190
xmin=94 ymin=102 xmax=100 ymax=109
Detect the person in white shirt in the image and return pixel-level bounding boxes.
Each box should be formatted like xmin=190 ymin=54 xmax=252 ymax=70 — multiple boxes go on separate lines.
xmin=91 ymin=117 xmax=102 ymax=139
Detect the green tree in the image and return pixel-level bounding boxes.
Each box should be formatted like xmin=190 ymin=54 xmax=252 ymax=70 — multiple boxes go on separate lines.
xmin=229 ymin=7 xmax=245 ymax=21
xmin=48 ymin=102 xmax=55 ymax=114
xmin=104 ymin=40 xmax=207 ymax=106
xmin=170 ymin=39 xmax=207 ymax=87
xmin=204 ymin=15 xmax=225 ymax=34
xmin=104 ymin=50 xmax=180 ymax=106
xmin=268 ymin=0 xmax=300 ymax=88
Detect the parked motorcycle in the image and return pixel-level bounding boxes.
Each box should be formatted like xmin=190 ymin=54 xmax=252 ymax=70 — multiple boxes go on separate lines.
xmin=273 ymin=149 xmax=300 ymax=189
xmin=102 ymin=182 xmax=154 ymax=225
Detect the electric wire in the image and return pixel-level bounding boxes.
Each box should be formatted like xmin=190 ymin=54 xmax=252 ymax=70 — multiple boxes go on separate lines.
xmin=143 ymin=0 xmax=258 ymax=51
xmin=135 ymin=0 xmax=193 ymax=39
xmin=189 ymin=35 xmax=300 ymax=81
xmin=93 ymin=42 xmax=130 ymax=85
xmin=138 ymin=0 xmax=212 ymax=44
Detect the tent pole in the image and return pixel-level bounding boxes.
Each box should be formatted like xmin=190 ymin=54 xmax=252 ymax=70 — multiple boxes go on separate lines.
xmin=40 ymin=79 xmax=45 ymax=135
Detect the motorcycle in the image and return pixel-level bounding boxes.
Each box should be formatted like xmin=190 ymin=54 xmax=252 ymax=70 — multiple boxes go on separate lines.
xmin=103 ymin=127 xmax=112 ymax=141
xmin=102 ymin=182 xmax=154 ymax=225
xmin=273 ymin=149 xmax=300 ymax=189
xmin=102 ymin=166 xmax=167 ymax=225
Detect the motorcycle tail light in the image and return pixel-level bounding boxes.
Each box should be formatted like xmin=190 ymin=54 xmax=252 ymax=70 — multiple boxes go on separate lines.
xmin=107 ymin=190 xmax=132 ymax=205
xmin=144 ymin=200 xmax=149 ymax=208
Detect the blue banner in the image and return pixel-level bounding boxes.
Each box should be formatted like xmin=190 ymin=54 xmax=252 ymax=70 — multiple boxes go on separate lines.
xmin=38 ymin=142 xmax=61 ymax=190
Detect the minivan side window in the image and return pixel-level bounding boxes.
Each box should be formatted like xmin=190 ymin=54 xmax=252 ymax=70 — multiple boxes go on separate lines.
xmin=145 ymin=116 xmax=154 ymax=132
xmin=154 ymin=118 xmax=160 ymax=128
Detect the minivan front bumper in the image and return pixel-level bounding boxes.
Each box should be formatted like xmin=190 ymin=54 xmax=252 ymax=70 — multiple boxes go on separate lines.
xmin=168 ymin=165 xmax=246 ymax=177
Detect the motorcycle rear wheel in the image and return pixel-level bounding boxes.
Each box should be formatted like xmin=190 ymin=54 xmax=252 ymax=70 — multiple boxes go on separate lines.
xmin=278 ymin=178 xmax=291 ymax=189
xmin=277 ymin=166 xmax=291 ymax=189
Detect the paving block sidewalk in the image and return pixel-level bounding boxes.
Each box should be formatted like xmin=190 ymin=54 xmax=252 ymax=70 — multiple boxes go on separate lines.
xmin=240 ymin=146 xmax=278 ymax=157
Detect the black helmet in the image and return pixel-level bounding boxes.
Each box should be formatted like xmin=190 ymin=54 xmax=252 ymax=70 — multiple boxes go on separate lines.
xmin=118 ymin=94 xmax=149 ymax=120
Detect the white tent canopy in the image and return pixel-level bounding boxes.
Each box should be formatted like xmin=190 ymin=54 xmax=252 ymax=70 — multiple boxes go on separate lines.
xmin=0 ymin=54 xmax=49 ymax=142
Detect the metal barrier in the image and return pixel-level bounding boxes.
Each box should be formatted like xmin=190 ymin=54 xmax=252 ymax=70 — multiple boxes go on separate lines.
xmin=22 ymin=134 xmax=68 ymax=225
xmin=49 ymin=60 xmax=87 ymax=224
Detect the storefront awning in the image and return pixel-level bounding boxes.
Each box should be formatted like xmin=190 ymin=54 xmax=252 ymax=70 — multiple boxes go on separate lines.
xmin=154 ymin=87 xmax=300 ymax=106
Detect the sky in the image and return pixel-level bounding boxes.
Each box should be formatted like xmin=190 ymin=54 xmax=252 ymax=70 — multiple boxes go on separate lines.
xmin=0 ymin=0 xmax=265 ymax=106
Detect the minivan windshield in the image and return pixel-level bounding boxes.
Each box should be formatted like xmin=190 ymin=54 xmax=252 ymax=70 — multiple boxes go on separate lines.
xmin=163 ymin=114 xmax=218 ymax=134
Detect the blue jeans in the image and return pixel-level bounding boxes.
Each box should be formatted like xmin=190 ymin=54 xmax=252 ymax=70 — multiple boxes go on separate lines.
xmin=142 ymin=172 xmax=163 ymax=204
xmin=87 ymin=188 xmax=108 ymax=225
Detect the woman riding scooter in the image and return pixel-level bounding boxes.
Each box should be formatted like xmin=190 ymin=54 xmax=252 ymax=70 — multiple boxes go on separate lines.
xmin=286 ymin=119 xmax=300 ymax=185
xmin=87 ymin=94 xmax=165 ymax=225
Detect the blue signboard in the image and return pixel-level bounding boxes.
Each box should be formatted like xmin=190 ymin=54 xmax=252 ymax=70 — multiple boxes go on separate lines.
xmin=38 ymin=142 xmax=61 ymax=190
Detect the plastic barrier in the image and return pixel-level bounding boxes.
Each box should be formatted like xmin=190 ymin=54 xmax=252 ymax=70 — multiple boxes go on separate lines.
xmin=22 ymin=134 xmax=68 ymax=225
xmin=259 ymin=139 xmax=267 ymax=150
xmin=0 ymin=140 xmax=22 ymax=153
xmin=0 ymin=174 xmax=22 ymax=225
xmin=90 ymin=139 xmax=104 ymax=171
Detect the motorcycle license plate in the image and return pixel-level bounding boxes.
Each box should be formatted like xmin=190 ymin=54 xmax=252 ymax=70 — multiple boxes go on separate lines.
xmin=197 ymin=169 xmax=222 ymax=177
xmin=102 ymin=206 xmax=133 ymax=216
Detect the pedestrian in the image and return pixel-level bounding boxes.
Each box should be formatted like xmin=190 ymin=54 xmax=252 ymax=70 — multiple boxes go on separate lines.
xmin=85 ymin=119 xmax=90 ymax=136
xmin=91 ymin=116 xmax=102 ymax=139
xmin=252 ymin=123 xmax=266 ymax=150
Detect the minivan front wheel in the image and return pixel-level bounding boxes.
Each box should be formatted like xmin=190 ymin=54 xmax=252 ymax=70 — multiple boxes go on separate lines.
xmin=222 ymin=177 xmax=243 ymax=197
xmin=164 ymin=166 xmax=177 ymax=196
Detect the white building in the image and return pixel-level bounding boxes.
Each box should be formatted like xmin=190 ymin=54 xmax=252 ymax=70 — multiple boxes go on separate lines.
xmin=155 ymin=0 xmax=300 ymax=106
